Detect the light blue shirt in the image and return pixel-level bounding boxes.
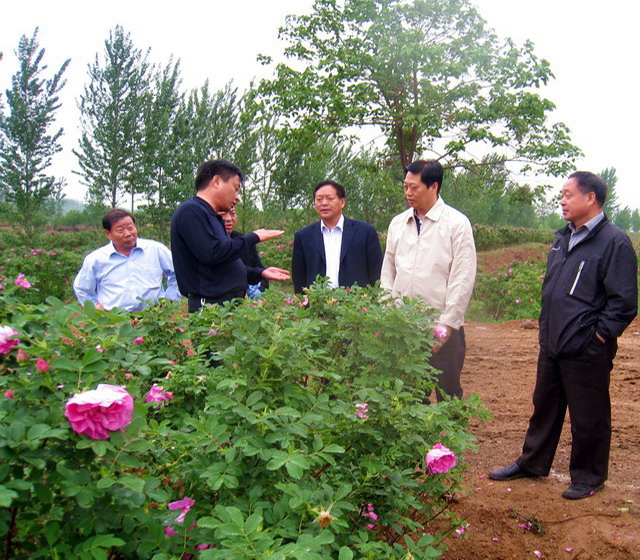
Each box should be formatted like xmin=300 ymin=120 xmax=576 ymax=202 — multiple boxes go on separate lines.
xmin=568 ymin=212 xmax=604 ymax=251
xmin=73 ymin=238 xmax=180 ymax=312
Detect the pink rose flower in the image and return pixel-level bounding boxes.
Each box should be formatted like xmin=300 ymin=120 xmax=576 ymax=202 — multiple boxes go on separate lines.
xmin=0 ymin=326 xmax=20 ymax=354
xmin=425 ymin=443 xmax=457 ymax=474
xmin=65 ymin=384 xmax=134 ymax=440
xmin=133 ymin=337 xmax=145 ymax=344
xmin=14 ymin=273 xmax=32 ymax=289
xmin=3 ymin=389 xmax=14 ymax=399
xmin=16 ymin=349 xmax=30 ymax=363
xmin=36 ymin=358 xmax=50 ymax=373
xmin=361 ymin=503 xmax=379 ymax=524
xmin=434 ymin=325 xmax=448 ymax=341
xmin=354 ymin=402 xmax=369 ymax=419
xmin=95 ymin=344 xmax=104 ymax=352
xmin=145 ymin=384 xmax=174 ymax=403
xmin=164 ymin=526 xmax=177 ymax=537
xmin=168 ymin=497 xmax=195 ymax=523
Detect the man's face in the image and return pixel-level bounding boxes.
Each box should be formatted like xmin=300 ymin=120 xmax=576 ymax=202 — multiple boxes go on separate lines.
xmin=211 ymin=174 xmax=241 ymax=212
xmin=105 ymin=216 xmax=138 ymax=255
xmin=218 ymin=208 xmax=237 ymax=234
xmin=314 ymin=184 xmax=346 ymax=224
xmin=404 ymin=171 xmax=437 ymax=212
xmin=560 ymin=178 xmax=596 ymax=227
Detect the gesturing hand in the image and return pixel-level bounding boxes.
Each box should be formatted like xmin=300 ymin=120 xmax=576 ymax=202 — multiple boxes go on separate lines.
xmin=262 ymin=267 xmax=291 ymax=281
xmin=254 ymin=229 xmax=285 ymax=242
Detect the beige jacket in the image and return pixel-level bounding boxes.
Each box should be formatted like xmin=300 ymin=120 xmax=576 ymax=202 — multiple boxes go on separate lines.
xmin=381 ymin=197 xmax=477 ymax=329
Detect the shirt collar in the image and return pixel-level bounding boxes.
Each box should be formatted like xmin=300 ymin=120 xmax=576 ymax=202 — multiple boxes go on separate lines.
xmin=408 ymin=196 xmax=445 ymax=224
xmin=108 ymin=241 xmax=140 ymax=257
xmin=568 ymin=211 xmax=604 ymax=233
xmin=321 ymin=214 xmax=344 ymax=233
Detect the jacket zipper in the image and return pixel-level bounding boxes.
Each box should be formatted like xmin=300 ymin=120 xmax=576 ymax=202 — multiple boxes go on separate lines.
xmin=569 ymin=261 xmax=585 ymax=295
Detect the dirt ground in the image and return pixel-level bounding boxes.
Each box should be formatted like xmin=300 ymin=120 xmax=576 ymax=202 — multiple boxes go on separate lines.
xmin=440 ymin=317 xmax=640 ymax=560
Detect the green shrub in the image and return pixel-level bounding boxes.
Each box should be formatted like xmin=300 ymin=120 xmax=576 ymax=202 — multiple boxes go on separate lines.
xmin=472 ymin=224 xmax=554 ymax=251
xmin=471 ymin=261 xmax=546 ymax=321
xmin=0 ymin=282 xmax=487 ymax=559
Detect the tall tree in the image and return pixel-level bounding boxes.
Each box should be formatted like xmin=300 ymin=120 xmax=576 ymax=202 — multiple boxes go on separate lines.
xmin=0 ymin=28 xmax=69 ymax=235
xmin=259 ymin=0 xmax=581 ymax=175
xmin=74 ymin=25 xmax=150 ymax=209
xmin=139 ymin=57 xmax=185 ymax=240
xmin=599 ymin=167 xmax=619 ymax=218
xmin=630 ymin=208 xmax=640 ymax=232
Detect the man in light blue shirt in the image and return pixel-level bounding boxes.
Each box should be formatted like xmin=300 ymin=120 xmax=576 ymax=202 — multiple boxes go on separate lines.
xmin=73 ymin=209 xmax=180 ymax=312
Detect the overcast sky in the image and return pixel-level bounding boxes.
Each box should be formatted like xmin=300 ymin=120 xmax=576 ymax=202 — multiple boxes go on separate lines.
xmin=1 ymin=0 xmax=639 ymax=209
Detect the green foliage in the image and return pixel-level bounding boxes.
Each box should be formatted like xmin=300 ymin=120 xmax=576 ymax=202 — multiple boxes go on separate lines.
xmin=472 ymin=225 xmax=554 ymax=251
xmin=259 ymin=0 xmax=581 ymax=175
xmin=0 ymin=28 xmax=69 ymax=237
xmin=471 ymin=260 xmax=546 ymax=321
xmin=0 ymin=281 xmax=487 ymax=559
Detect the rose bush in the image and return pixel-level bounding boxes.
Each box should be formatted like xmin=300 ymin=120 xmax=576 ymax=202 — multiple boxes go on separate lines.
xmin=0 ymin=279 xmax=487 ymax=559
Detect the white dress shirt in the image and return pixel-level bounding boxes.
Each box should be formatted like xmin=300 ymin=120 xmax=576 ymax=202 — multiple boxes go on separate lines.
xmin=381 ymin=197 xmax=476 ymax=329
xmin=73 ymin=238 xmax=180 ymax=312
xmin=320 ymin=214 xmax=344 ymax=288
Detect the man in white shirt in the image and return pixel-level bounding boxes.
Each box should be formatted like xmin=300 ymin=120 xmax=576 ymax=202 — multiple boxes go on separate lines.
xmin=73 ymin=209 xmax=180 ymax=312
xmin=292 ymin=180 xmax=383 ymax=294
xmin=381 ymin=160 xmax=476 ymax=400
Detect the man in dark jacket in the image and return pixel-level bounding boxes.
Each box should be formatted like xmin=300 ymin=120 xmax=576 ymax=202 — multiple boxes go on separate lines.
xmin=489 ymin=171 xmax=637 ymax=500
xmin=170 ymin=159 xmax=290 ymax=312
xmin=292 ymin=180 xmax=383 ymax=294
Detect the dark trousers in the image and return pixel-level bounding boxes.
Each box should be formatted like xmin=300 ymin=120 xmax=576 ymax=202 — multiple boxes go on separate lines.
xmin=429 ymin=327 xmax=466 ymax=402
xmin=517 ymin=337 xmax=617 ymax=486
xmin=187 ymin=292 xmax=245 ymax=313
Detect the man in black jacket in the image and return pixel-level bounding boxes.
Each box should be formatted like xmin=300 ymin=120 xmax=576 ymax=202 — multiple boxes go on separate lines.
xmin=171 ymin=160 xmax=290 ymax=312
xmin=489 ymin=171 xmax=637 ymax=500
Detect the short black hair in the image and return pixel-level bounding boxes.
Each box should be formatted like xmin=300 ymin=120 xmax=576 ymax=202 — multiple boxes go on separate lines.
xmin=194 ymin=159 xmax=243 ymax=192
xmin=102 ymin=209 xmax=135 ymax=231
xmin=405 ymin=160 xmax=444 ymax=194
xmin=569 ymin=171 xmax=607 ymax=207
xmin=313 ymin=180 xmax=346 ymax=199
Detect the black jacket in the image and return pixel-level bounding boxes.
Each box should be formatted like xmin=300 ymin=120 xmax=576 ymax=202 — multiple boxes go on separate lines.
xmin=170 ymin=197 xmax=262 ymax=300
xmin=539 ymin=215 xmax=637 ymax=358
xmin=291 ymin=217 xmax=383 ymax=294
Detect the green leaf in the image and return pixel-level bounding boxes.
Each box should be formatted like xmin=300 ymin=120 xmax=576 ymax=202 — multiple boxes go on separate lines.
xmin=197 ymin=517 xmax=219 ymax=530
xmin=338 ymin=547 xmax=353 ymax=560
xmin=119 ymin=475 xmax=145 ymax=493
xmin=246 ymin=390 xmax=263 ymax=407
xmin=96 ymin=478 xmax=116 ymax=489
xmin=266 ymin=451 xmax=289 ymax=471
xmin=244 ymin=512 xmax=262 ymax=534
xmin=0 ymin=486 xmax=18 ymax=507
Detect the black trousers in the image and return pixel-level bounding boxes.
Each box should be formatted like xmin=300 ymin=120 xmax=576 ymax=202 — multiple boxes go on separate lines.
xmin=429 ymin=327 xmax=466 ymax=402
xmin=517 ymin=336 xmax=617 ymax=486
xmin=187 ymin=291 xmax=245 ymax=313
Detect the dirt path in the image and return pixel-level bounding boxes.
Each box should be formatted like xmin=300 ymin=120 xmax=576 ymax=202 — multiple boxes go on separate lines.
xmin=441 ymin=318 xmax=640 ymax=560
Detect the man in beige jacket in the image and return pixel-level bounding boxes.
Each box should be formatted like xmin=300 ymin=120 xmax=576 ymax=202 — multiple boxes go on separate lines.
xmin=381 ymin=160 xmax=476 ymax=400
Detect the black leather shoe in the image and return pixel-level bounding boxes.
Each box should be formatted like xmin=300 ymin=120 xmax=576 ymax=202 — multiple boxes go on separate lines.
xmin=488 ymin=462 xmax=537 ymax=481
xmin=562 ymin=483 xmax=604 ymax=500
